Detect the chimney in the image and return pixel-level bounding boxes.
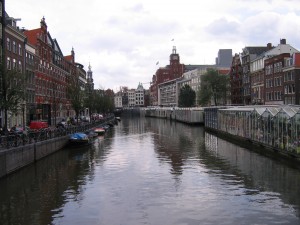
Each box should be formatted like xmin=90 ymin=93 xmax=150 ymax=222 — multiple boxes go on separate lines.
xmin=280 ymin=39 xmax=286 ymax=44
xmin=267 ymin=43 xmax=272 ymax=49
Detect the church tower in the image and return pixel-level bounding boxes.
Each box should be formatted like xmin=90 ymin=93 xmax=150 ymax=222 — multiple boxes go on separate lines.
xmin=169 ymin=46 xmax=184 ymax=79
xmin=86 ymin=63 xmax=94 ymax=92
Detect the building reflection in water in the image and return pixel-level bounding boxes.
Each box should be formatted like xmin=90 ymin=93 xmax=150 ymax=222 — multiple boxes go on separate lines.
xmin=146 ymin=118 xmax=205 ymax=176
xmin=0 ymin=116 xmax=299 ymax=225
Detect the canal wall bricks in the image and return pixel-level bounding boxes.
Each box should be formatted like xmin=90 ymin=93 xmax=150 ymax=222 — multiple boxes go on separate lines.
xmin=0 ymin=136 xmax=69 ymax=178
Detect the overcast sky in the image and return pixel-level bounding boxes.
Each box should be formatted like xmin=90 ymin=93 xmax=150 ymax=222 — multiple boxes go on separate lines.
xmin=6 ymin=0 xmax=300 ymax=91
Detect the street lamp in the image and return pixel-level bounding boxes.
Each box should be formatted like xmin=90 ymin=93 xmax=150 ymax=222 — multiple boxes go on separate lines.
xmin=21 ymin=103 xmax=25 ymax=130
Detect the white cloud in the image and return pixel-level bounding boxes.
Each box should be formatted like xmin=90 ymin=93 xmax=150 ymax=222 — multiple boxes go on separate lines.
xmin=6 ymin=0 xmax=300 ymax=90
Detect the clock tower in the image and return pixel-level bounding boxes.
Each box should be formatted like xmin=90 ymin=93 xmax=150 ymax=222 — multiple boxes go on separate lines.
xmin=169 ymin=46 xmax=184 ymax=79
xmin=170 ymin=46 xmax=179 ymax=64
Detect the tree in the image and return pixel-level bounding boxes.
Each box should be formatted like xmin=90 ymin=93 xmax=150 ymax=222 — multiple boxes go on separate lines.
xmin=198 ymin=69 xmax=229 ymax=106
xmin=93 ymin=89 xmax=115 ymax=114
xmin=67 ymin=74 xmax=85 ymax=124
xmin=0 ymin=65 xmax=26 ymax=132
xmin=84 ymin=89 xmax=96 ymax=118
xmin=178 ymin=84 xmax=196 ymax=107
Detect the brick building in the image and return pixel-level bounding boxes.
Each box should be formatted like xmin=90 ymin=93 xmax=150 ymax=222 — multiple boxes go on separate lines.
xmin=283 ymin=53 xmax=300 ymax=104
xmin=24 ymin=17 xmax=75 ymax=125
xmin=150 ymin=46 xmax=185 ymax=106
xmin=230 ymin=53 xmax=243 ymax=105
xmin=241 ymin=45 xmax=271 ymax=105
xmin=4 ymin=15 xmax=26 ymax=127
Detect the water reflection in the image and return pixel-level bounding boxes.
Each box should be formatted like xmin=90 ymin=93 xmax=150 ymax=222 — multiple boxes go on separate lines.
xmin=205 ymin=132 xmax=300 ymax=217
xmin=148 ymin=119 xmax=204 ymax=176
xmin=0 ymin=116 xmax=299 ymax=225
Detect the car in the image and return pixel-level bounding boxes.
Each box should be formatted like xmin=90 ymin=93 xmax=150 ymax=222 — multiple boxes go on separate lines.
xmin=29 ymin=121 xmax=48 ymax=130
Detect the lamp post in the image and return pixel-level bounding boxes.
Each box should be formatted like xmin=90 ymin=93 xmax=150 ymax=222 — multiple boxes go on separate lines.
xmin=21 ymin=103 xmax=25 ymax=130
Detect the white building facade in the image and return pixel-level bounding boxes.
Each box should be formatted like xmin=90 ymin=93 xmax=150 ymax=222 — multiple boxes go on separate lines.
xmin=135 ymin=83 xmax=145 ymax=106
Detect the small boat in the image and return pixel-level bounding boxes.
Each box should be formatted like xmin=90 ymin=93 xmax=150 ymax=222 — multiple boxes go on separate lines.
xmin=101 ymin=124 xmax=110 ymax=131
xmin=85 ymin=130 xmax=98 ymax=138
xmin=94 ymin=127 xmax=105 ymax=135
xmin=116 ymin=117 xmax=121 ymax=121
xmin=107 ymin=122 xmax=114 ymax=127
xmin=69 ymin=132 xmax=91 ymax=145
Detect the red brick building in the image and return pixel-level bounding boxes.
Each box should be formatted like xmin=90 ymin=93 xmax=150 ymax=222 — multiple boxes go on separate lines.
xmin=150 ymin=46 xmax=185 ymax=106
xmin=282 ymin=53 xmax=300 ymax=104
xmin=264 ymin=53 xmax=290 ymax=105
xmin=240 ymin=45 xmax=270 ymax=105
xmin=24 ymin=17 xmax=74 ymax=125
xmin=230 ymin=53 xmax=243 ymax=105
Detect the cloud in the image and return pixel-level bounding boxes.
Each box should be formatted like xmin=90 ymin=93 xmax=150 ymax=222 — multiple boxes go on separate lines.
xmin=205 ymin=18 xmax=240 ymax=40
xmin=6 ymin=0 xmax=300 ymax=91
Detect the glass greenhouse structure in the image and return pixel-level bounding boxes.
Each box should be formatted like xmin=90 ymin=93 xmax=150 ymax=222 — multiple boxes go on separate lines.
xmin=204 ymin=105 xmax=300 ymax=155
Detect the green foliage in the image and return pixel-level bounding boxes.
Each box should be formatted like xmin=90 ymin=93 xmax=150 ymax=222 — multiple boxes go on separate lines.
xmin=0 ymin=68 xmax=26 ymax=112
xmin=67 ymin=74 xmax=86 ymax=119
xmin=84 ymin=89 xmax=115 ymax=115
xmin=84 ymin=89 xmax=96 ymax=116
xmin=178 ymin=84 xmax=196 ymax=107
xmin=0 ymin=65 xmax=26 ymax=130
xmin=198 ymin=69 xmax=229 ymax=106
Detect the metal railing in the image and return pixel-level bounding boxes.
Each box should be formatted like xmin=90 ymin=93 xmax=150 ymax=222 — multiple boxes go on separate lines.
xmin=0 ymin=115 xmax=115 ymax=150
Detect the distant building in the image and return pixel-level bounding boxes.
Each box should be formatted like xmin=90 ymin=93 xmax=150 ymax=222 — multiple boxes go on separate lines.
xmin=264 ymin=39 xmax=299 ymax=105
xmin=114 ymin=92 xmax=122 ymax=108
xmin=283 ymin=52 xmax=300 ymax=104
xmin=150 ymin=46 xmax=185 ymax=106
xmin=157 ymin=66 xmax=230 ymax=107
xmin=114 ymin=83 xmax=147 ymax=108
xmin=230 ymin=53 xmax=243 ymax=105
xmin=216 ymin=49 xmax=232 ymax=67
xmin=128 ymin=89 xmax=135 ymax=107
xmin=241 ymin=44 xmax=273 ymax=105
xmin=135 ymin=83 xmax=145 ymax=106
xmin=158 ymin=78 xmax=179 ymax=107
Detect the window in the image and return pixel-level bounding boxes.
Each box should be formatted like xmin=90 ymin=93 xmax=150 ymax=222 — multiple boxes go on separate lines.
xmin=12 ymin=41 xmax=16 ymax=53
xmin=13 ymin=59 xmax=17 ymax=70
xmin=265 ymin=65 xmax=272 ymax=75
xmin=7 ymin=57 xmax=11 ymax=70
xmin=7 ymin=38 xmax=11 ymax=51
xmin=18 ymin=44 xmax=22 ymax=56
xmin=18 ymin=61 xmax=22 ymax=72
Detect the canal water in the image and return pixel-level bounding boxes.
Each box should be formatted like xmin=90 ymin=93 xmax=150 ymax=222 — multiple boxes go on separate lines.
xmin=0 ymin=116 xmax=300 ymax=225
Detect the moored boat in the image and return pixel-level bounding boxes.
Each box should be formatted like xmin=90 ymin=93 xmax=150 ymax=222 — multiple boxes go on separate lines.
xmin=85 ymin=130 xmax=98 ymax=138
xmin=69 ymin=132 xmax=91 ymax=145
xmin=101 ymin=124 xmax=110 ymax=131
xmin=94 ymin=127 xmax=105 ymax=135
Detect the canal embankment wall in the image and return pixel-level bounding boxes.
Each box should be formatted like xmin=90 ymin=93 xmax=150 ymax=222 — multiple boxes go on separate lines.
xmin=0 ymin=136 xmax=68 ymax=178
xmin=0 ymin=116 xmax=116 ymax=178
xmin=141 ymin=106 xmax=300 ymax=163
xmin=142 ymin=107 xmax=204 ymax=124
